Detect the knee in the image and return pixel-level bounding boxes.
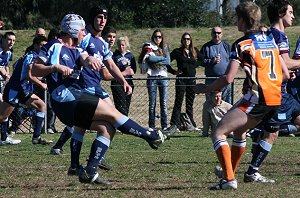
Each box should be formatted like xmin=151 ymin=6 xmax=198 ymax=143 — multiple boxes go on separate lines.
xmin=0 ymin=115 xmax=7 ymax=123
xmin=96 ymin=121 xmax=116 ymax=139
xmin=263 ymin=131 xmax=278 ymax=143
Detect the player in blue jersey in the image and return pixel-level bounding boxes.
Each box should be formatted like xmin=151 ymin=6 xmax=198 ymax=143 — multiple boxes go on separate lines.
xmin=0 ymin=35 xmax=52 ymax=145
xmin=287 ymin=34 xmax=300 ymax=106
xmin=101 ymin=26 xmax=117 ymax=50
xmin=49 ymin=5 xmax=137 ymax=172
xmin=0 ymin=32 xmax=16 ymax=143
xmin=32 ymin=13 xmax=166 ymax=185
xmin=0 ymin=32 xmax=15 ymax=100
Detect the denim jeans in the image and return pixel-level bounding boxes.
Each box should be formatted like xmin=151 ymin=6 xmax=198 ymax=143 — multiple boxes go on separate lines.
xmin=147 ymin=77 xmax=168 ymax=129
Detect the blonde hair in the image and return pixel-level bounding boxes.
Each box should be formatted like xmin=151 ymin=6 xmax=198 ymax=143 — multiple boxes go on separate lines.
xmin=117 ymin=36 xmax=130 ymax=49
xmin=236 ymin=1 xmax=261 ymax=30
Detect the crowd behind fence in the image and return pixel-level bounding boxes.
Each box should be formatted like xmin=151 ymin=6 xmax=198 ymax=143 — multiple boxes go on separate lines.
xmin=7 ymin=77 xmax=245 ymax=133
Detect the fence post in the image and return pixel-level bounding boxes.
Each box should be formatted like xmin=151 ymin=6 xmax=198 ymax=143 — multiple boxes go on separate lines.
xmin=44 ymin=90 xmax=47 ymax=134
xmin=231 ymin=80 xmax=234 ymax=105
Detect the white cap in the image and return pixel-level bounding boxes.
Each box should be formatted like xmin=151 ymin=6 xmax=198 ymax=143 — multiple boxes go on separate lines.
xmin=61 ymin=14 xmax=85 ymax=38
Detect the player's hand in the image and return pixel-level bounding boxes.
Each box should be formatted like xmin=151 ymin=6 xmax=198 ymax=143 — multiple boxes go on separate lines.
xmin=122 ymin=66 xmax=134 ymax=76
xmin=289 ymin=71 xmax=296 ymax=81
xmin=193 ymin=83 xmax=209 ymax=94
xmin=54 ymin=65 xmax=73 ymax=78
xmin=4 ymin=74 xmax=10 ymax=81
xmin=87 ymin=56 xmax=102 ymax=71
xmin=41 ymin=83 xmax=48 ymax=90
xmin=123 ymin=82 xmax=132 ymax=95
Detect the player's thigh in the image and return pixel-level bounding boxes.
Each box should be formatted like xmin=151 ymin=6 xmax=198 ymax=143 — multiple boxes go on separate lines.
xmin=25 ymin=94 xmax=46 ymax=112
xmin=0 ymin=101 xmax=15 ymax=119
xmin=214 ymin=106 xmax=259 ymax=137
xmin=92 ymin=98 xmax=123 ymax=124
xmin=103 ymin=97 xmax=114 ymax=107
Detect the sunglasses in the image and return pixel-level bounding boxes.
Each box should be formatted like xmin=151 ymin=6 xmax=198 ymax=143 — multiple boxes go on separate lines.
xmin=183 ymin=37 xmax=191 ymax=40
xmin=213 ymin=31 xmax=222 ymax=35
xmin=154 ymin=35 xmax=162 ymax=39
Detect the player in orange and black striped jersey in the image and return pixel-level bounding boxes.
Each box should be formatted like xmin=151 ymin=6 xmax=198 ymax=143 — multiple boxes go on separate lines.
xmin=193 ymin=1 xmax=290 ymax=190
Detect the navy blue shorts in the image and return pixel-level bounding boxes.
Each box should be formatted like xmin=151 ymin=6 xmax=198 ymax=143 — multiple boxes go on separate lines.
xmin=83 ymin=86 xmax=110 ymax=99
xmin=50 ymin=86 xmax=98 ymax=129
xmin=3 ymin=85 xmax=32 ymax=106
xmin=268 ymin=93 xmax=300 ymax=124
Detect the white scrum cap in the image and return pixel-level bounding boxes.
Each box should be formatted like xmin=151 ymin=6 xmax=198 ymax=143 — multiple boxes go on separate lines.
xmin=61 ymin=14 xmax=85 ymax=38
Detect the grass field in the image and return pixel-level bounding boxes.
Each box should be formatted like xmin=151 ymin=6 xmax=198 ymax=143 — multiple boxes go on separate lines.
xmin=0 ymin=132 xmax=299 ymax=197
xmin=0 ymin=27 xmax=300 ymax=197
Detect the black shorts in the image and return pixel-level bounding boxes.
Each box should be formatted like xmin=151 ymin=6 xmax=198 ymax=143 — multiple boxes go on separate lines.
xmin=51 ymin=86 xmax=98 ymax=129
xmin=236 ymin=98 xmax=279 ymax=122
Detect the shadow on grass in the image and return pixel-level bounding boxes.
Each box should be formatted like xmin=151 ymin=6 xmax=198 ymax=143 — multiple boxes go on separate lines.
xmin=71 ymin=184 xmax=205 ymax=191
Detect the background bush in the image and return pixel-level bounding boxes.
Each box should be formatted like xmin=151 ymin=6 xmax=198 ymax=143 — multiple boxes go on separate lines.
xmin=1 ymin=0 xmax=299 ymax=30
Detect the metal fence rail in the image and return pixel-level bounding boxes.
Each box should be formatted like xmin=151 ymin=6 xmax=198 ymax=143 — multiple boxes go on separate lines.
xmin=6 ymin=77 xmax=245 ymax=133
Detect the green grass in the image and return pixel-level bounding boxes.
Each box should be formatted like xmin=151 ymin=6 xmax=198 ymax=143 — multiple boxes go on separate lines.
xmin=0 ymin=132 xmax=299 ymax=197
xmin=1 ymin=27 xmax=300 ymax=197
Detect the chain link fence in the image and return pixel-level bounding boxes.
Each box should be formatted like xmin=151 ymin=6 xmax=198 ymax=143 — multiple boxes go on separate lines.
xmin=6 ymin=77 xmax=245 ymax=133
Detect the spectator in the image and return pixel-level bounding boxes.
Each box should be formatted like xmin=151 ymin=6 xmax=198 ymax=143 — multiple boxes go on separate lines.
xmin=35 ymin=27 xmax=46 ymax=36
xmin=259 ymin=24 xmax=268 ymax=34
xmin=138 ymin=29 xmax=176 ymax=131
xmin=200 ymin=26 xmax=232 ymax=104
xmin=25 ymin=27 xmax=46 ymax=54
xmin=169 ymin=32 xmax=200 ymax=131
xmin=202 ymin=90 xmax=232 ymax=137
xmin=111 ymin=36 xmax=136 ymax=116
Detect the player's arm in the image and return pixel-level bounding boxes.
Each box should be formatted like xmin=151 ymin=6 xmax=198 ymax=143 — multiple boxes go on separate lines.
xmin=280 ymin=55 xmax=290 ymax=82
xmin=32 ymin=58 xmax=73 ymax=78
xmin=80 ymin=54 xmax=102 ymax=71
xmin=104 ymin=57 xmax=132 ymax=94
xmin=28 ymin=64 xmax=47 ymax=90
xmin=193 ymin=59 xmax=239 ymax=94
xmin=101 ymin=66 xmax=134 ymax=81
xmin=281 ymin=53 xmax=300 ymax=70
xmin=101 ymin=67 xmax=114 ymax=81
xmin=0 ymin=67 xmax=10 ymax=81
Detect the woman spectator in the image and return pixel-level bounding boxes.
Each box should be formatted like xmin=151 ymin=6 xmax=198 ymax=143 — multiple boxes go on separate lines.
xmin=169 ymin=32 xmax=200 ymax=131
xmin=111 ymin=36 xmax=136 ymax=116
xmin=139 ymin=29 xmax=176 ymax=130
